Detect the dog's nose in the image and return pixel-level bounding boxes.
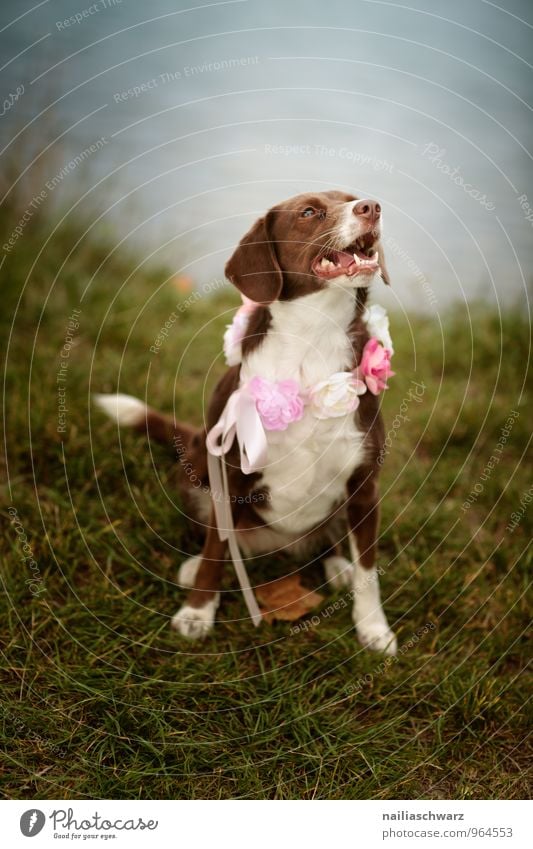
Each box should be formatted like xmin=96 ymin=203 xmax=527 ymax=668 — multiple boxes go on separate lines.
xmin=353 ymin=199 xmax=381 ymax=224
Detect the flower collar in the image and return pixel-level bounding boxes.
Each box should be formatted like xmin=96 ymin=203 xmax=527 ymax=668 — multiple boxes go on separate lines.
xmin=221 ymin=299 xmax=394 ymax=431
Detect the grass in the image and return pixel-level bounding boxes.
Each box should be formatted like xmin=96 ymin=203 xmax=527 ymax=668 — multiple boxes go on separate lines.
xmin=1 ymin=196 xmax=531 ymax=800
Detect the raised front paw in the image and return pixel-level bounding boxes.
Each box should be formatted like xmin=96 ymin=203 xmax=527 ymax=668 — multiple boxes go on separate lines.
xmin=171 ymin=595 xmax=219 ymax=640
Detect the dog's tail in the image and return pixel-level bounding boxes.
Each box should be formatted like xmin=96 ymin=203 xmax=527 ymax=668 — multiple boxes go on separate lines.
xmin=93 ymin=393 xmax=199 ymax=455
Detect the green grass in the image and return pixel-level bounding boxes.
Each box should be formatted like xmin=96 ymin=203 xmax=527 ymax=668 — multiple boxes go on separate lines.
xmin=1 ymin=198 xmax=531 ymax=800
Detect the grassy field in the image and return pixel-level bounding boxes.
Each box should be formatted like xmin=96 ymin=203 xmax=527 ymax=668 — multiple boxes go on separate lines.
xmin=1 ymin=198 xmax=531 ymax=800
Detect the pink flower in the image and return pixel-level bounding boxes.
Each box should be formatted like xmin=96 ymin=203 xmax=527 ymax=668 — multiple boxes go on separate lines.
xmin=359 ymin=337 xmax=395 ymax=395
xmin=248 ymin=377 xmax=305 ymax=431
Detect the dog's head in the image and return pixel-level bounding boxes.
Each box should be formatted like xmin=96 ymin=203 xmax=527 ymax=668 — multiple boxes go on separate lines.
xmin=225 ymin=190 xmax=390 ymax=305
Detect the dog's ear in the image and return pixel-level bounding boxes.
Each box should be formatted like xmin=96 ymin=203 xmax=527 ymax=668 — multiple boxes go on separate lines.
xmin=377 ymin=241 xmax=391 ymax=286
xmin=225 ymin=212 xmax=283 ymax=304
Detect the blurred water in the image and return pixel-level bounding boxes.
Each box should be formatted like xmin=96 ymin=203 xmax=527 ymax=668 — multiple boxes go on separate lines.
xmin=1 ymin=0 xmax=532 ymax=311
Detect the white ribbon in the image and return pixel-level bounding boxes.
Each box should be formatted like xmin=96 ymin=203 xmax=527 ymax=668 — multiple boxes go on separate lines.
xmin=206 ymin=385 xmax=268 ymax=627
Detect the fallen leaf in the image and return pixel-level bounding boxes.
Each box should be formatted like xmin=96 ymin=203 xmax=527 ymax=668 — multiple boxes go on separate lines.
xmin=255 ymin=574 xmax=324 ymax=623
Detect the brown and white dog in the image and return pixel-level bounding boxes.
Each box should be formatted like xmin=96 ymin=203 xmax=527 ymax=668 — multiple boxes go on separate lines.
xmin=95 ymin=190 xmax=397 ymax=654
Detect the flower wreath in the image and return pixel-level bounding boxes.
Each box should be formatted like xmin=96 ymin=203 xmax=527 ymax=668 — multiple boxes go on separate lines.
xmin=220 ymin=299 xmax=394 ymax=432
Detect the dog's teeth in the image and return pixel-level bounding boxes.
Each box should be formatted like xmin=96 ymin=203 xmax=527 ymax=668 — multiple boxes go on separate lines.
xmin=373 ymin=251 xmax=379 ymax=263
xmin=352 ymin=253 xmax=361 ymax=265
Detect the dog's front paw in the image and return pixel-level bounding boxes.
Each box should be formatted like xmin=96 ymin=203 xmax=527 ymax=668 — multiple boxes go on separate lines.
xmin=171 ymin=595 xmax=219 ymax=640
xmin=355 ymin=616 xmax=397 ymax=656
xmin=324 ymin=555 xmax=353 ymax=589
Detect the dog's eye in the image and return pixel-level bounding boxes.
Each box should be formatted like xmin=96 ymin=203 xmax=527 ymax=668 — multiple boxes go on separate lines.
xmin=301 ymin=207 xmax=315 ymax=218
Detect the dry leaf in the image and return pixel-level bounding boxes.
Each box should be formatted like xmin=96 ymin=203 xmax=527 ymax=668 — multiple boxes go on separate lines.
xmin=255 ymin=574 xmax=324 ymax=624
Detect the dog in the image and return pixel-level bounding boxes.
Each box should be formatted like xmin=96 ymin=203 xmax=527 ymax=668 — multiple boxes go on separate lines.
xmin=95 ymin=190 xmax=398 ymax=655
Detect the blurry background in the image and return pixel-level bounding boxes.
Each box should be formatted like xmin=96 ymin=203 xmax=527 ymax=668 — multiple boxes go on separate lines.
xmin=1 ymin=0 xmax=532 ymax=311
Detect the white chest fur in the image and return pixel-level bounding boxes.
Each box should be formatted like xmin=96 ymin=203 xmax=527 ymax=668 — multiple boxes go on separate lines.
xmin=240 ymin=287 xmax=366 ymax=538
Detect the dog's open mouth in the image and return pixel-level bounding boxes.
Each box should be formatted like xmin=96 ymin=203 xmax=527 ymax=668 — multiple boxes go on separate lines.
xmin=312 ymin=241 xmax=380 ymax=279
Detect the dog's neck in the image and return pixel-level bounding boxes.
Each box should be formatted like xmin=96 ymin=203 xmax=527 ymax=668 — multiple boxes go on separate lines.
xmin=241 ymin=285 xmax=365 ymax=387
xmin=270 ymin=284 xmax=357 ymax=336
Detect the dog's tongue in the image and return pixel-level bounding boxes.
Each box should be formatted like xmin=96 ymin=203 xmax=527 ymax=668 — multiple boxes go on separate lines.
xmin=336 ymin=250 xmax=356 ymax=269
xmin=336 ymin=248 xmax=380 ymax=275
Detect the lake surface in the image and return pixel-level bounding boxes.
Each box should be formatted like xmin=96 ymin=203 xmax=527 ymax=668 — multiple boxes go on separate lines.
xmin=1 ymin=0 xmax=532 ymax=312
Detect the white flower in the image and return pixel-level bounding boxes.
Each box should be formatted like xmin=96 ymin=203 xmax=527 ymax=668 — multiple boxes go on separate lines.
xmin=363 ymin=303 xmax=394 ymax=354
xmin=309 ymin=372 xmax=367 ymax=419
xmin=223 ymin=307 xmax=253 ymax=366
